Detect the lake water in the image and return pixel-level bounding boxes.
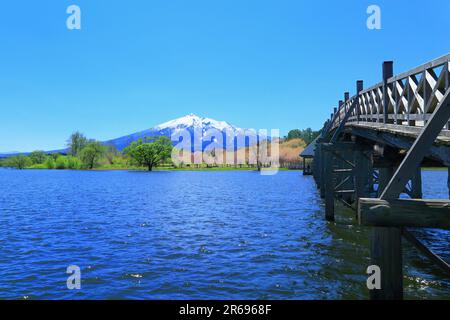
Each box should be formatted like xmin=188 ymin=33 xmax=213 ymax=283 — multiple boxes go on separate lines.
xmin=0 ymin=169 xmax=448 ymax=300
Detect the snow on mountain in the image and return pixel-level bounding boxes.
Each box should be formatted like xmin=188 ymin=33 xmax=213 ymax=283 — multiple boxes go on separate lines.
xmin=105 ymin=114 xmax=251 ymax=151
xmin=155 ymin=114 xmax=240 ymax=132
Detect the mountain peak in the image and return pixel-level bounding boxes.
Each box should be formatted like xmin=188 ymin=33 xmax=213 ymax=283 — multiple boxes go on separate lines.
xmin=104 ymin=114 xmax=246 ymax=151
xmin=154 ymin=114 xmax=238 ymax=132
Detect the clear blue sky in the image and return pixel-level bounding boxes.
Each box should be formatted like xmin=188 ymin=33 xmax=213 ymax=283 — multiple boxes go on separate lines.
xmin=1 ymin=0 xmax=449 ymax=152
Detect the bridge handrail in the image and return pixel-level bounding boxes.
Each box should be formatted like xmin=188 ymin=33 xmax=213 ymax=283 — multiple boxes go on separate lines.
xmin=327 ymin=54 xmax=450 ymax=136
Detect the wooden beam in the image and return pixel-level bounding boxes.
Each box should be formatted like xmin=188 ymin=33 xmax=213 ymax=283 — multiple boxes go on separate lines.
xmin=380 ymin=89 xmax=450 ymax=199
xmin=354 ymin=148 xmax=373 ymax=202
xmin=402 ymin=229 xmax=450 ymax=275
xmin=348 ymin=125 xmax=450 ymax=165
xmin=448 ymin=167 xmax=450 ymax=199
xmin=358 ymin=198 xmax=450 ymax=229
xmin=331 ymin=99 xmax=358 ymax=143
xmin=369 ymin=227 xmax=403 ymax=300
xmin=410 ymin=166 xmax=423 ymax=199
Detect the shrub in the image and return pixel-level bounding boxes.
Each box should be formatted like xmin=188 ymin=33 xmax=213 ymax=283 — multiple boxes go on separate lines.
xmin=45 ymin=157 xmax=55 ymax=169
xmin=7 ymin=155 xmax=31 ymax=169
xmin=55 ymin=156 xmax=67 ymax=169
xmin=66 ymin=156 xmax=81 ymax=169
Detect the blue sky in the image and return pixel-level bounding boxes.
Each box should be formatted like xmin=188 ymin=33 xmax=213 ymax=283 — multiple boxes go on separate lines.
xmin=0 ymin=0 xmax=449 ymax=151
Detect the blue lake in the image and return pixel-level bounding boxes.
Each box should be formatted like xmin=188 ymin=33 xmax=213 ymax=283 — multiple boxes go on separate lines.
xmin=0 ymin=169 xmax=448 ymax=299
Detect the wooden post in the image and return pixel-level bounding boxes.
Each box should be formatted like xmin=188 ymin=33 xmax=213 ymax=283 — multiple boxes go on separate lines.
xmin=357 ymin=80 xmax=364 ymax=123
xmin=373 ymin=164 xmax=403 ymax=300
xmin=369 ymin=227 xmax=403 ymax=300
xmin=354 ymin=146 xmax=372 ymax=205
xmin=378 ymin=167 xmax=394 ymax=197
xmin=344 ymin=92 xmax=349 ymax=111
xmin=382 ymin=61 xmax=393 ymax=124
xmin=448 ymin=167 xmax=450 ymax=199
xmin=411 ymin=166 xmax=423 ymax=199
xmin=324 ymin=148 xmax=335 ymax=221
xmin=319 ymin=143 xmax=326 ymax=198
xmin=303 ymin=157 xmax=306 ymax=173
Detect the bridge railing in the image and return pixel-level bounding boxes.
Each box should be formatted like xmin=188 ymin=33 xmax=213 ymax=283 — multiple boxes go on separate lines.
xmin=328 ymin=54 xmax=450 ymax=134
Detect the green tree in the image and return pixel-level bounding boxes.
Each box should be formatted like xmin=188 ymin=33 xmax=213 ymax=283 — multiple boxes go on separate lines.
xmin=8 ymin=155 xmax=31 ymax=169
xmin=124 ymin=136 xmax=173 ymax=171
xmin=29 ymin=150 xmax=47 ymax=164
xmin=79 ymin=141 xmax=105 ymax=169
xmin=50 ymin=152 xmax=62 ymax=161
xmin=104 ymin=145 xmax=120 ymax=165
xmin=67 ymin=131 xmax=88 ymax=156
xmin=45 ymin=157 xmax=55 ymax=169
xmin=287 ymin=129 xmax=302 ymax=140
xmin=55 ymin=156 xmax=67 ymax=169
xmin=287 ymin=128 xmax=320 ymax=144
xmin=66 ymin=156 xmax=81 ymax=169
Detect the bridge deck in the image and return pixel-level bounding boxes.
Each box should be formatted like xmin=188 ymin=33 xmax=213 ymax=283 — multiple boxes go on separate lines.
xmin=346 ymin=122 xmax=450 ymax=145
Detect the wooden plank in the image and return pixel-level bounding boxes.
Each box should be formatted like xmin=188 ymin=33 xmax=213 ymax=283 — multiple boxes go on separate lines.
xmin=333 ymin=168 xmax=353 ymax=173
xmin=358 ymin=198 xmax=450 ymax=229
xmin=349 ymin=126 xmax=450 ymax=165
xmin=335 ymin=189 xmax=355 ymax=194
xmin=380 ymin=89 xmax=450 ymax=199
xmin=322 ymin=142 xmax=358 ymax=151
xmin=349 ymin=122 xmax=450 ymax=140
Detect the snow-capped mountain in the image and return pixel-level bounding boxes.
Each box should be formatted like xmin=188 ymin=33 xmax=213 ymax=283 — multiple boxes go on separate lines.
xmin=0 ymin=114 xmax=262 ymax=157
xmin=155 ymin=113 xmax=239 ymax=131
xmin=104 ymin=114 xmax=256 ymax=152
xmin=154 ymin=113 xmax=240 ymax=132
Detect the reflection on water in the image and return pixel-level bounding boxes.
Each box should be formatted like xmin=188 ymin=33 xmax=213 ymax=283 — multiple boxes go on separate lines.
xmin=0 ymin=169 xmax=448 ymax=299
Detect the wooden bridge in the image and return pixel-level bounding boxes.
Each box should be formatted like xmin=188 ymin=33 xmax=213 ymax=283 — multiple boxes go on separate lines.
xmin=306 ymin=53 xmax=450 ymax=300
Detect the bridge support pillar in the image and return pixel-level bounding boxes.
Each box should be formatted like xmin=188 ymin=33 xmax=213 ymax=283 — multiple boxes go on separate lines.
xmin=318 ymin=143 xmax=326 ymax=199
xmin=371 ymin=160 xmax=403 ymax=300
xmin=324 ymin=148 xmax=335 ymax=221
xmin=378 ymin=167 xmax=394 ymax=197
xmin=447 ymin=167 xmax=450 ymax=199
xmin=369 ymin=227 xmax=403 ymax=300
xmin=411 ymin=166 xmax=423 ymax=199
xmin=339 ymin=148 xmax=355 ymax=204
xmin=354 ymin=145 xmax=373 ymax=205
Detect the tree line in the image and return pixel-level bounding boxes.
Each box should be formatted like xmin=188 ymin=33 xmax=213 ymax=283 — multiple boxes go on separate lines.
xmin=0 ymin=132 xmax=173 ymax=171
xmin=285 ymin=128 xmax=320 ymax=145
xmin=0 ymin=128 xmax=319 ymax=171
